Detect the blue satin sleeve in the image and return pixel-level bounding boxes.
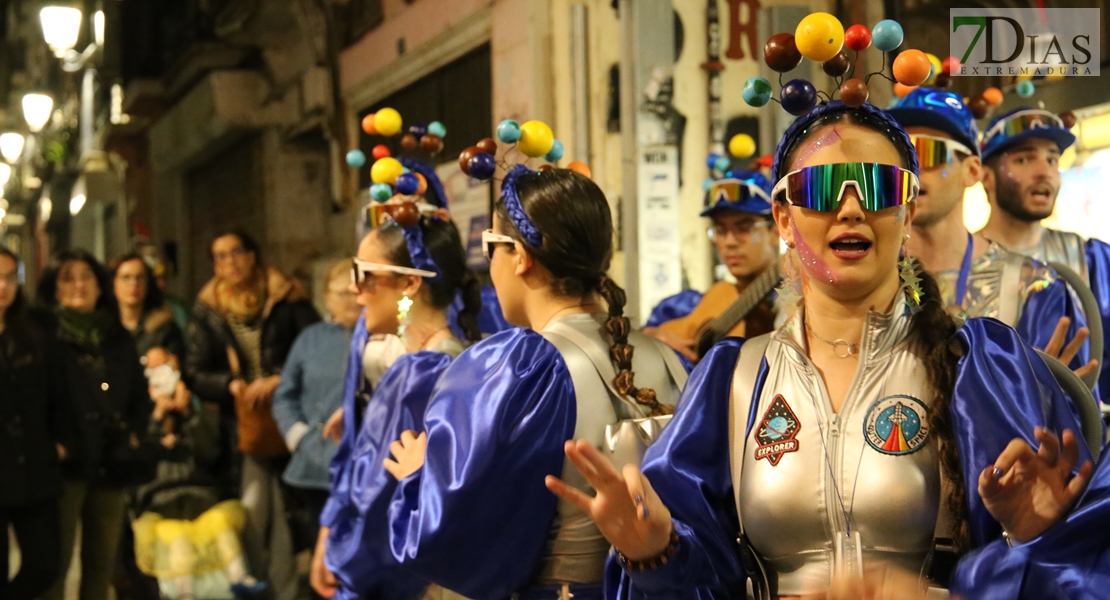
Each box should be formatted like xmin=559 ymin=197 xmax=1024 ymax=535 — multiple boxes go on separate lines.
xmin=611 ymin=338 xmax=747 ymax=600
xmin=951 ymin=442 xmax=1110 ymax=600
xmin=325 ymin=351 xmax=452 ymax=600
xmin=321 ymin=313 xmax=370 ymax=528
xmin=1085 ymin=239 xmax=1110 ymax=402
xmin=387 ymin=329 xmax=577 ymax=600
xmin=952 ymin=318 xmax=1092 ymax=547
xmin=643 ymin=290 xmax=704 ymax=329
xmin=1017 ymin=278 xmax=1093 ymax=375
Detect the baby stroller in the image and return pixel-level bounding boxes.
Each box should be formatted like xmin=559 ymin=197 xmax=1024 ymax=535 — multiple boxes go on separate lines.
xmin=130 ymin=403 xmax=263 ymax=600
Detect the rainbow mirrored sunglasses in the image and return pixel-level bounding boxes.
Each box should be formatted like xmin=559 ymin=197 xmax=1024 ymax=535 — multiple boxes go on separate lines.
xmin=982 ymin=110 xmax=1066 ymax=149
xmin=703 ymin=178 xmax=771 ymax=209
xmin=771 ymin=163 xmax=919 ymax=212
xmin=910 ymin=135 xmax=974 ymax=169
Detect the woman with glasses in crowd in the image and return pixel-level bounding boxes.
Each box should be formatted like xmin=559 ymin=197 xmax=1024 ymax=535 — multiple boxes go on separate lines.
xmin=110 ymin=253 xmax=185 ymax=358
xmin=37 ymin=249 xmax=154 ymax=600
xmin=379 ymin=165 xmax=687 ymax=600
xmin=547 ymin=102 xmax=1093 ymax=599
xmin=311 ymin=175 xmax=483 ymax=600
xmin=0 ymin=247 xmax=68 ymax=600
xmin=184 ymin=229 xmax=319 ymax=600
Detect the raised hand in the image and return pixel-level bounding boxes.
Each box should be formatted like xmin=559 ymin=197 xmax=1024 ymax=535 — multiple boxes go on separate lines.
xmin=383 ymin=430 xmax=427 ymax=480
xmin=545 ymin=439 xmax=673 ymax=561
xmin=1041 ymin=317 xmax=1097 ymax=380
xmin=979 ymin=427 xmax=1094 ymax=543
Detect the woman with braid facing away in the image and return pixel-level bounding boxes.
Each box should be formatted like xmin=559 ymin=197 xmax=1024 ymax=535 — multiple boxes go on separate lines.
xmin=381 ymin=166 xmax=688 ymax=600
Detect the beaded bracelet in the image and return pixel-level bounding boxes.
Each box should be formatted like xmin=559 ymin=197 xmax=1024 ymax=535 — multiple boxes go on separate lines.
xmin=616 ymin=528 xmax=680 ymax=572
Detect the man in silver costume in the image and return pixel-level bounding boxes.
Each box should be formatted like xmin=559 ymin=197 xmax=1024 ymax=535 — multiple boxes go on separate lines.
xmin=891 ymin=91 xmax=1095 ymax=377
xmin=978 ymin=107 xmax=1110 ymax=392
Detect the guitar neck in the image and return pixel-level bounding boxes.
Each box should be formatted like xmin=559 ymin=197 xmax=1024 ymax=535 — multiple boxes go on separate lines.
xmin=713 ymin=264 xmax=780 ymax=328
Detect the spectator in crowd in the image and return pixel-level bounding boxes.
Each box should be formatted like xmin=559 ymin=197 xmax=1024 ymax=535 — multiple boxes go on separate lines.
xmin=272 ymin=259 xmax=362 ymax=563
xmin=0 ymin=247 xmax=67 ymax=600
xmin=185 ymin=229 xmax=319 ymax=600
xmin=38 ymin=249 xmax=155 ymax=600
xmin=110 ymin=252 xmax=185 ymax=358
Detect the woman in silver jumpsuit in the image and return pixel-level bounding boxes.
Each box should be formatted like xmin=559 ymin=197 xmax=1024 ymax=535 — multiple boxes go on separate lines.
xmin=547 ymin=101 xmax=1095 ymax=599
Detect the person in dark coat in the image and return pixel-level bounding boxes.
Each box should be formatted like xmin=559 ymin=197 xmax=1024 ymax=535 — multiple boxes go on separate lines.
xmin=184 ymin=229 xmax=319 ymax=600
xmin=37 ymin=249 xmax=156 ymax=600
xmin=109 ymin=253 xmax=185 ymax=358
xmin=0 ymin=247 xmax=68 ymax=600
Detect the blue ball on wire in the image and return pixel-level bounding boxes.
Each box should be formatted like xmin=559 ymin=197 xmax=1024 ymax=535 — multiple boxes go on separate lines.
xmin=409 ymin=124 xmax=428 ymax=138
xmin=1016 ymin=80 xmax=1036 ymax=98
xmin=545 ymin=140 xmax=565 ymax=162
xmin=871 ymin=20 xmax=904 ymax=52
xmin=497 ymin=120 xmax=522 ymax=144
xmin=345 ymin=149 xmax=366 ymax=168
xmin=742 ymin=77 xmax=773 ymax=107
xmin=370 ymin=183 xmax=393 ymax=202
xmin=713 ymin=156 xmax=731 ymax=172
xmin=428 ymin=121 xmax=447 ymax=138
xmin=780 ymin=79 xmax=818 ymax=116
xmin=702 ymin=177 xmax=715 ymax=191
xmin=468 ymin=153 xmax=497 ymax=180
xmin=706 ymin=154 xmax=722 ymax=170
xmin=395 ymin=173 xmax=420 ymax=196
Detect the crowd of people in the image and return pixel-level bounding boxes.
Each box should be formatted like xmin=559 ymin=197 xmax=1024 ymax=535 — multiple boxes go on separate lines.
xmin=4 ymin=90 xmax=1110 ymax=600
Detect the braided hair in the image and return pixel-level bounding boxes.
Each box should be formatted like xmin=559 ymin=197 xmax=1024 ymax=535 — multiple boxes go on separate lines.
xmin=776 ymin=103 xmax=968 ymax=550
xmin=495 ymin=168 xmax=669 ymax=416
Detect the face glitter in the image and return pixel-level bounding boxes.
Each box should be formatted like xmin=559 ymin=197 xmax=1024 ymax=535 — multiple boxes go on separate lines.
xmin=787 ymin=127 xmax=846 ymax=174
xmin=791 ymin=215 xmax=841 ymax=286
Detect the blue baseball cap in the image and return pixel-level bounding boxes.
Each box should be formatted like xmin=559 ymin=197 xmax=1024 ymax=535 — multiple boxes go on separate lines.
xmin=980 ymin=107 xmax=1075 ymax=161
xmin=700 ymin=171 xmax=773 ymax=217
xmin=888 ymin=88 xmax=980 ymax=157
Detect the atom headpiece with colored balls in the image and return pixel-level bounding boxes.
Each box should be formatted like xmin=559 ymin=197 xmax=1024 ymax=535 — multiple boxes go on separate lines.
xmin=747 ymin=13 xmax=963 ymax=116
xmin=459 ymin=118 xmax=592 ymax=249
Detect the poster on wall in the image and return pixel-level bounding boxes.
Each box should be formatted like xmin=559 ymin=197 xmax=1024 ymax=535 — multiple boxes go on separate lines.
xmin=637 ymin=146 xmax=683 ymax=320
xmin=437 ymin=162 xmax=492 ymax=270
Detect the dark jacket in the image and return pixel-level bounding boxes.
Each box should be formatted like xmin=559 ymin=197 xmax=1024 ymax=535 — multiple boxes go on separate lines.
xmin=0 ymin=319 xmax=69 ymax=506
xmin=184 ymin=267 xmax=320 ymax=414
xmin=130 ymin=305 xmax=185 ymax=358
xmin=41 ymin=310 xmax=156 ymax=485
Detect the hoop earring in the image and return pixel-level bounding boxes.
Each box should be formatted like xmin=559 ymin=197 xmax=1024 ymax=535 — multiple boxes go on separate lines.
xmin=397 ymin=294 xmax=413 ymax=337
xmin=899 ymin=246 xmax=923 ymax=306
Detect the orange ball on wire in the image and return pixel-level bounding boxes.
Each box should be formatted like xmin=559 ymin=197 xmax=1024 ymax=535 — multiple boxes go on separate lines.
xmin=982 ymin=87 xmax=1004 ymax=106
xmin=892 ymin=49 xmax=932 ymax=87
xmin=893 ymin=82 xmax=917 ymax=98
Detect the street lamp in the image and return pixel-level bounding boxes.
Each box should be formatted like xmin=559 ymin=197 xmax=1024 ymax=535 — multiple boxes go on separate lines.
xmin=0 ymin=134 xmax=23 ymax=163
xmin=22 ymin=94 xmax=54 ymax=132
xmin=40 ymin=6 xmax=82 ymax=58
xmin=0 ymin=163 xmax=10 ymax=187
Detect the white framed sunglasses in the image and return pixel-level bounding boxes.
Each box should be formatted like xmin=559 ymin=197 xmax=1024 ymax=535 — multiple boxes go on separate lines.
xmin=351 ymin=258 xmax=436 ymax=286
xmin=482 ymin=230 xmax=516 ymax=261
xmin=909 ymin=135 xmax=974 ymax=169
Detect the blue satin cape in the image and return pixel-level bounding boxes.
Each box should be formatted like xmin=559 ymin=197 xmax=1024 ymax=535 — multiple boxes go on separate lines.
xmin=607 ymin=318 xmax=1090 ymax=599
xmin=324 ymin=351 xmax=453 ymax=600
xmin=643 ymin=290 xmax=704 ymax=329
xmin=321 ymin=311 xmax=371 ymax=526
xmin=951 ymin=441 xmax=1110 ymax=600
xmin=1085 ymin=239 xmax=1110 ymax=401
xmin=388 ymin=328 xmax=577 ymax=600
xmin=447 ymin=284 xmax=514 ymax=340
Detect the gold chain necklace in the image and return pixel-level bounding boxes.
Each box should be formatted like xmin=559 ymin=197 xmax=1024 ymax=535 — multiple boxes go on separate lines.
xmin=805 ymin=323 xmax=860 ymax=359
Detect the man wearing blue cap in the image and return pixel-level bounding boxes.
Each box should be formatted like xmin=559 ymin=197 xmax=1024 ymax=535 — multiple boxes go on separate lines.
xmin=890 ymin=91 xmax=1095 ymax=378
xmin=644 ymin=174 xmax=779 ymax=362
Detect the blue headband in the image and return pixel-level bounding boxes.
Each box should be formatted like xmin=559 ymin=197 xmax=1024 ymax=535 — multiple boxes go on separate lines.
xmin=771 ymin=101 xmax=919 ymax=181
xmin=400 ymin=221 xmax=441 ymax=282
xmin=501 ymin=164 xmax=543 ymax=247
xmin=398 ymin=157 xmax=448 ymax=209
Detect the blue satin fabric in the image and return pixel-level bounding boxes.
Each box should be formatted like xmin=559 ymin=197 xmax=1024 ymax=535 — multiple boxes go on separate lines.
xmin=447 ymin=284 xmax=515 ymax=341
xmin=388 ymin=328 xmax=577 ymax=600
xmin=1017 ymin=279 xmax=1094 ymax=377
xmin=1085 ymin=239 xmax=1110 ymax=401
xmin=951 ymin=441 xmax=1110 ymax=600
xmin=608 ymin=319 xmax=1090 ymax=599
xmin=325 ymin=351 xmax=453 ymax=600
xmin=321 ymin=312 xmax=371 ymax=529
xmin=643 ymin=290 xmax=704 ymax=329
xmin=952 ymin=319 xmax=1093 ymax=546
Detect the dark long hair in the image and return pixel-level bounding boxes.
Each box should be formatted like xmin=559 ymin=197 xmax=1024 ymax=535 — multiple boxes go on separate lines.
xmin=0 ymin=247 xmax=41 ymax=360
xmin=108 ymin=253 xmax=165 ymax=314
xmin=37 ymin=248 xmax=116 ymax=313
xmin=209 ymin=228 xmax=263 ymax=267
xmin=495 ymin=168 xmax=667 ymax=416
xmin=777 ymin=105 xmax=968 ymax=550
xmin=378 ymin=217 xmax=483 ymax=343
